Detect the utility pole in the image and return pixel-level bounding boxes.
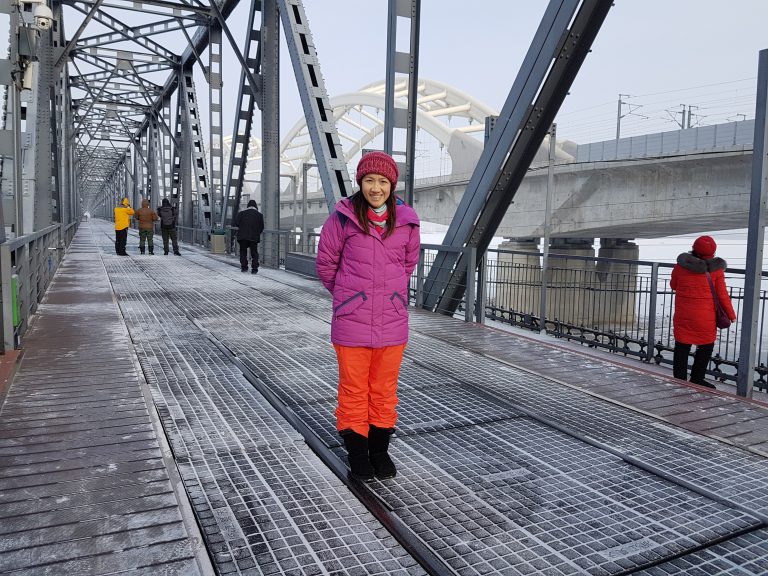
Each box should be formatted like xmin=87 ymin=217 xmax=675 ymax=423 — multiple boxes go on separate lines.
xmin=668 ymin=104 xmax=698 ymax=129
xmin=616 ymin=94 xmax=628 ymax=139
xmin=616 ymin=94 xmax=646 ymax=139
xmin=686 ymin=105 xmax=699 ymax=129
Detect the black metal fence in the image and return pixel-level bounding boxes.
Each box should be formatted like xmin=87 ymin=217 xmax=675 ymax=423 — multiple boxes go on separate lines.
xmin=177 ymin=226 xmax=295 ymax=268
xmin=413 ymin=245 xmax=768 ymax=391
xmin=291 ymin=239 xmax=768 ymax=390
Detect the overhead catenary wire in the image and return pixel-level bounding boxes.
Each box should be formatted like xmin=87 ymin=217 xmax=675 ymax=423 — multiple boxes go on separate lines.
xmin=556 ymin=78 xmax=757 ymax=142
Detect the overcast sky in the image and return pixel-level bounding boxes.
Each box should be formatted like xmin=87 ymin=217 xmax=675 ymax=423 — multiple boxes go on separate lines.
xmin=223 ymin=0 xmax=768 ymax=144
xmin=240 ymin=1 xmax=768 ymax=255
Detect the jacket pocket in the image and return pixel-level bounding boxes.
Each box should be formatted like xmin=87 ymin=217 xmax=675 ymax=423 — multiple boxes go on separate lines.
xmin=334 ymin=291 xmax=367 ymax=317
xmin=390 ymin=291 xmax=407 ymax=315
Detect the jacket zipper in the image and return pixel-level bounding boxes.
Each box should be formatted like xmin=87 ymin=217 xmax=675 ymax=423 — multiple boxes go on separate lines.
xmin=391 ymin=292 xmax=406 ymax=307
xmin=334 ymin=291 xmax=367 ymax=314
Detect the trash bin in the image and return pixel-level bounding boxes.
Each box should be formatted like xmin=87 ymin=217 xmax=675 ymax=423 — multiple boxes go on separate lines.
xmin=211 ymin=229 xmax=226 ymax=254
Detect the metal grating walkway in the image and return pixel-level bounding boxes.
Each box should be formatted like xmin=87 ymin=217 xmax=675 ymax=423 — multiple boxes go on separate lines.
xmin=101 ymin=225 xmax=425 ymax=575
xmin=100 ymin=222 xmax=768 ymax=575
xmin=0 ymin=231 xmax=211 ymax=575
xmin=3 ymin=221 xmax=768 ymax=575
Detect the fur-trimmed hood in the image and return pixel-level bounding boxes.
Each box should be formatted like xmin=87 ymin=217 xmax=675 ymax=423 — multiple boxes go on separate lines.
xmin=676 ymin=252 xmax=727 ymax=274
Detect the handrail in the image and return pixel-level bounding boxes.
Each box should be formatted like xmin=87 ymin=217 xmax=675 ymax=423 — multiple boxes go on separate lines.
xmin=0 ymin=222 xmax=78 ymax=352
xmin=411 ymin=244 xmax=768 ymax=394
xmin=3 ymin=224 xmax=61 ymax=251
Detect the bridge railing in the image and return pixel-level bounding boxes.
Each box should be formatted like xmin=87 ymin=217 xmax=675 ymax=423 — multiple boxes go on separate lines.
xmin=174 ymin=225 xmax=299 ymax=269
xmin=177 ymin=225 xmax=215 ymax=249
xmin=0 ymin=222 xmax=78 ymax=352
xmin=290 ymin=238 xmax=767 ymax=388
xmin=259 ymin=230 xmax=292 ymax=268
xmin=413 ymin=246 xmax=768 ymax=391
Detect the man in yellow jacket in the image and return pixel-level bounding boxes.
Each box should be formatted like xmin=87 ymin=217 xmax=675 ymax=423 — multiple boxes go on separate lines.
xmin=114 ymin=198 xmax=134 ymax=255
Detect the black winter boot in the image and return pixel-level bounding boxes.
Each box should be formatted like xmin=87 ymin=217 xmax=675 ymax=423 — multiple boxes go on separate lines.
xmin=340 ymin=431 xmax=374 ymax=482
xmin=139 ymin=246 xmax=145 ymax=255
xmin=148 ymin=247 xmax=154 ymax=255
xmin=368 ymin=425 xmax=396 ymax=479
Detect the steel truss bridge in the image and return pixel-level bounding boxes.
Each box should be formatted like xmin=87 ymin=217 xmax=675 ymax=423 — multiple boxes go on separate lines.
xmin=1 ymin=0 xmax=767 ymax=397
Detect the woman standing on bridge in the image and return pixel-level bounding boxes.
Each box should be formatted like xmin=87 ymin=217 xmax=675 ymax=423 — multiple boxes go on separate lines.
xmin=671 ymin=235 xmax=736 ymax=389
xmin=316 ymin=151 xmax=420 ymax=482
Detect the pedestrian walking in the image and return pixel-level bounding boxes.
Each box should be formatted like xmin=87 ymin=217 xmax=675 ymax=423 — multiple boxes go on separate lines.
xmin=233 ymin=199 xmax=264 ymax=273
xmin=316 ymin=151 xmax=420 ymax=482
xmin=135 ymin=198 xmax=158 ymax=254
xmin=114 ymin=198 xmax=134 ymax=256
xmin=671 ymin=235 xmax=736 ymax=389
xmin=157 ymin=198 xmax=181 ymax=255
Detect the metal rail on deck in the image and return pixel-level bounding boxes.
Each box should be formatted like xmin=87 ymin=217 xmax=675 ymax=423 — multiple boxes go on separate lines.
xmin=185 ymin=319 xmax=457 ymax=576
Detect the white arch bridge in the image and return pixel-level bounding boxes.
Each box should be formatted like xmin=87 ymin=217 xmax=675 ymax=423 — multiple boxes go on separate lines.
xmin=224 ymin=77 xmax=576 ymax=215
xmin=225 ymin=80 xmax=754 ymax=242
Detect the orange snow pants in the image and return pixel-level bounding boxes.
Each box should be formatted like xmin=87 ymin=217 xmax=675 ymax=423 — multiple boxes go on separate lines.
xmin=334 ymin=343 xmax=406 ymax=437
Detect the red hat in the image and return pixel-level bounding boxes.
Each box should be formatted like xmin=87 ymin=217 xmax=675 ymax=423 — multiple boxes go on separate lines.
xmin=356 ymin=151 xmax=398 ymax=187
xmin=692 ymin=235 xmax=716 ymax=259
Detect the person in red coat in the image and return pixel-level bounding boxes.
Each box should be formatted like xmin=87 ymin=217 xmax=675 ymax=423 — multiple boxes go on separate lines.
xmin=670 ymin=235 xmax=736 ymax=388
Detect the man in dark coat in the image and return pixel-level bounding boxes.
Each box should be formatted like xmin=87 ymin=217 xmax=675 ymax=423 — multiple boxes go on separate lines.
xmin=157 ymin=198 xmax=181 ymax=255
xmin=233 ymin=199 xmax=264 ymax=273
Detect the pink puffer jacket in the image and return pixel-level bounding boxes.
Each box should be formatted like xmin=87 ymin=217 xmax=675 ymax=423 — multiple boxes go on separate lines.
xmin=316 ymin=196 xmax=420 ymax=348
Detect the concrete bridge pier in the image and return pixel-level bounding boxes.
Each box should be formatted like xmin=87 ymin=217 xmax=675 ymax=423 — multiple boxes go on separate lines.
xmin=494 ymin=238 xmax=541 ymax=315
xmin=490 ymin=237 xmax=642 ymax=331
xmin=546 ymin=238 xmax=596 ymax=327
xmin=595 ymin=238 xmax=640 ymax=327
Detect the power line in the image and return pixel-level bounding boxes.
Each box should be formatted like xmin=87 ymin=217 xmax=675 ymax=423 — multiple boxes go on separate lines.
xmin=616 ymin=94 xmax=648 ymax=139
xmin=629 ymin=77 xmax=755 ymax=99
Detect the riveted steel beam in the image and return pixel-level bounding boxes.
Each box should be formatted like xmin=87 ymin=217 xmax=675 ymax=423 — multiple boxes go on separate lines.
xmin=222 ymin=0 xmax=262 ymax=229
xmin=384 ymin=0 xmax=421 ymax=205
xmin=423 ymin=0 xmax=612 ymax=315
xmin=279 ymin=0 xmax=352 ymax=210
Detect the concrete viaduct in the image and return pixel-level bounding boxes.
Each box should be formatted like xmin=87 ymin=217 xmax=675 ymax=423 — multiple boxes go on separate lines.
xmin=219 ymin=79 xmax=755 ymax=249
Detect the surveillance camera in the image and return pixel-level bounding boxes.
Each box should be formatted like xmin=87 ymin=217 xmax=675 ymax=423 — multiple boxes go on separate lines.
xmin=33 ymin=4 xmax=53 ymax=30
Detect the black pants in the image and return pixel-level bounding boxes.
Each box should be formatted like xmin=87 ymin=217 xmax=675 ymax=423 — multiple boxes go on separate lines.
xmin=161 ymin=228 xmax=179 ymax=254
xmin=673 ymin=341 xmax=714 ymax=384
xmin=238 ymin=239 xmax=259 ymax=270
xmin=115 ymin=228 xmax=128 ymax=255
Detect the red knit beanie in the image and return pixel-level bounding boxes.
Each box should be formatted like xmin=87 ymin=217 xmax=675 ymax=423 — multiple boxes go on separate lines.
xmin=692 ymin=235 xmax=716 ymax=259
xmin=356 ymin=151 xmax=398 ymax=187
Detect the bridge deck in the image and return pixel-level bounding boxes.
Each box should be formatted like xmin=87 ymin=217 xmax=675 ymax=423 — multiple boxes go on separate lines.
xmin=0 ymin=229 xmax=212 ymax=575
xmin=2 ymin=221 xmax=768 ymax=575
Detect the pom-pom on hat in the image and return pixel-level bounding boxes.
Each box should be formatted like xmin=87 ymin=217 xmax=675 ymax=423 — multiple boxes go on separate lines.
xmin=356 ymin=151 xmax=398 ymax=188
xmin=692 ymin=235 xmax=716 ymax=259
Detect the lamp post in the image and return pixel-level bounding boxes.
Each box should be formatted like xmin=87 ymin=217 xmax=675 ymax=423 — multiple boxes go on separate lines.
xmin=539 ymin=123 xmax=556 ymax=334
xmin=301 ymin=162 xmax=316 ymax=251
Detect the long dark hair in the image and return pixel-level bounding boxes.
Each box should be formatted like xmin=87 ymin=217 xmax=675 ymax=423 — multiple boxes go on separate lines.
xmin=351 ymin=191 xmax=397 ymax=239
